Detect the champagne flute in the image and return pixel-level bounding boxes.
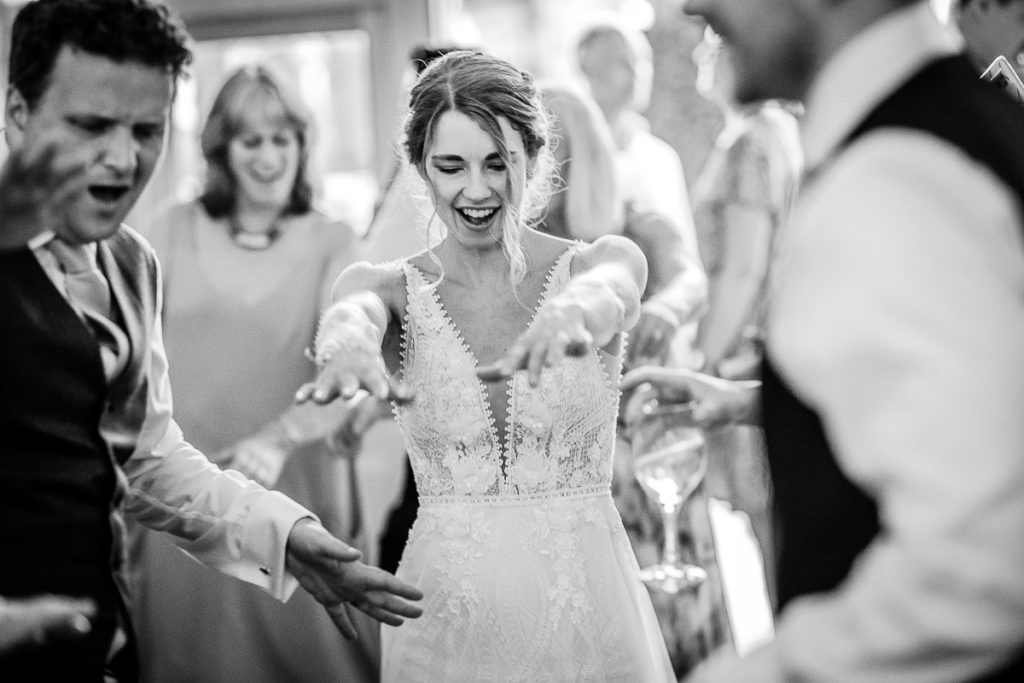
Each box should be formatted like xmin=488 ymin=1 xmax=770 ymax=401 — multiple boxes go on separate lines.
xmin=631 ymin=400 xmax=709 ymax=593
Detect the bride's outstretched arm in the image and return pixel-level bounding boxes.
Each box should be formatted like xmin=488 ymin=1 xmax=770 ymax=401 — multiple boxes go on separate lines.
xmin=478 ymin=234 xmax=647 ymax=387
xmin=296 ymin=261 xmax=410 ymax=406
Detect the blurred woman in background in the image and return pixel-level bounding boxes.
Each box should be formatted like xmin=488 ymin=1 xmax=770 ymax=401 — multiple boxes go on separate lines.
xmin=692 ymin=28 xmax=802 ymax=379
xmin=538 ymin=83 xmax=707 ymax=371
xmin=128 ymin=64 xmax=378 ymax=682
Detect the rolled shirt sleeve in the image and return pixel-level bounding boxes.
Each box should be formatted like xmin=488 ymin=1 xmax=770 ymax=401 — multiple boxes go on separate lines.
xmin=122 ymin=297 xmax=314 ymax=602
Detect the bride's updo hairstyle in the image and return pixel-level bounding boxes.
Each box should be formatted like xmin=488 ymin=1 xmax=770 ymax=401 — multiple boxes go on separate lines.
xmin=403 ymin=50 xmax=555 ymax=287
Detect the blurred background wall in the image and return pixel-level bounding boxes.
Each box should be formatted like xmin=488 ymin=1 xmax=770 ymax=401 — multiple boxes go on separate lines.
xmin=0 ymin=0 xmax=955 ymax=233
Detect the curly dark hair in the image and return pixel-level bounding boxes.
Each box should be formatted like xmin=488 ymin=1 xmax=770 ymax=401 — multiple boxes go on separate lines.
xmin=9 ymin=0 xmax=193 ymax=109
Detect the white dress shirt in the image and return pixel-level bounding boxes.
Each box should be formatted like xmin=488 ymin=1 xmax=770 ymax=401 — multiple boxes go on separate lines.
xmin=31 ymin=229 xmax=313 ymax=601
xmin=693 ymin=3 xmax=1024 ymax=681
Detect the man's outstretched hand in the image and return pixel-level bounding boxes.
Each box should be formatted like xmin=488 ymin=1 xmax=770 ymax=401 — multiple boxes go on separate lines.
xmin=0 ymin=130 xmax=92 ymax=250
xmin=285 ymin=519 xmax=423 ymax=639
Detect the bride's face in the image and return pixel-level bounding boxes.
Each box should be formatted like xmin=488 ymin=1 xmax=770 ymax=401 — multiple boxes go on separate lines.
xmin=421 ymin=109 xmax=527 ymax=250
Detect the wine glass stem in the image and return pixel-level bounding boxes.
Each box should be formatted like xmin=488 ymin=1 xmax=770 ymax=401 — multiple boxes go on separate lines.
xmin=661 ymin=504 xmax=680 ymax=566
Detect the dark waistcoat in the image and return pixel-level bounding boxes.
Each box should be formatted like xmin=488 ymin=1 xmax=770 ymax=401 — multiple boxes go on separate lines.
xmin=763 ymin=55 xmax=1024 ymax=682
xmin=0 ymin=226 xmax=159 ymax=681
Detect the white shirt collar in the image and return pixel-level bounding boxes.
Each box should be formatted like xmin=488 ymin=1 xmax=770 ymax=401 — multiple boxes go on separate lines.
xmin=28 ymin=230 xmax=57 ymax=251
xmin=29 ymin=230 xmax=100 ymax=268
xmin=801 ymin=1 xmax=959 ymax=170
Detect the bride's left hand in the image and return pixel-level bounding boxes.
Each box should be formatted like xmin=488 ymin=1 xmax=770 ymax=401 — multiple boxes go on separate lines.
xmin=477 ymin=300 xmax=592 ymax=387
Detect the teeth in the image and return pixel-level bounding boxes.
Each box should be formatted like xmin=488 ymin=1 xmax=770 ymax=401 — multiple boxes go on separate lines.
xmin=461 ymin=207 xmax=496 ymax=218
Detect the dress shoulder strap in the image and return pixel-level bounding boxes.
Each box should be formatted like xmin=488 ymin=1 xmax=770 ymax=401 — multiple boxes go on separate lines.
xmin=548 ymin=241 xmax=584 ymax=290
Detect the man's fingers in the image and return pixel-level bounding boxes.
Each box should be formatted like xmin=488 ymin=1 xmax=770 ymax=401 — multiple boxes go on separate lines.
xmin=320 ymin=538 xmax=362 ymax=564
xmin=368 ymin=591 xmax=425 ymax=618
xmin=324 ymin=602 xmax=358 ymax=640
xmin=364 ymin=571 xmax=425 ymax=603
xmin=290 ymin=520 xmax=362 ymax=565
xmin=358 ymin=603 xmax=407 ymax=627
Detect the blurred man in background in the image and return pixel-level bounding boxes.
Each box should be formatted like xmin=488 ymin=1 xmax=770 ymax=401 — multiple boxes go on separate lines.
xmin=641 ymin=0 xmax=1024 ymax=681
xmin=953 ymin=0 xmax=1024 ymax=76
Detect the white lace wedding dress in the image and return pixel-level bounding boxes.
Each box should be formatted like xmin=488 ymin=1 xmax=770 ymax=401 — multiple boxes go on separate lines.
xmin=380 ymin=248 xmax=675 ymax=682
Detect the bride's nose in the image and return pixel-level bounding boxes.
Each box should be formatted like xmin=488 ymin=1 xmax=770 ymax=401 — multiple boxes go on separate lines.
xmin=462 ymin=168 xmax=491 ymax=201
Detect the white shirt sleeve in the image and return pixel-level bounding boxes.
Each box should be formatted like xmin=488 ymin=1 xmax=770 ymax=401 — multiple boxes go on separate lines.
xmin=121 ymin=280 xmax=314 ymax=602
xmin=764 ymin=131 xmax=1024 ymax=682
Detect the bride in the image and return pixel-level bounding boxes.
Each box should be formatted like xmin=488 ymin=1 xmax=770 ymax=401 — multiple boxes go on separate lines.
xmin=300 ymin=50 xmax=674 ymax=682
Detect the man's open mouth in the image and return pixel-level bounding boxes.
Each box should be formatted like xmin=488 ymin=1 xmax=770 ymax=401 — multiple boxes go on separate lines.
xmin=88 ymin=186 xmax=130 ymax=203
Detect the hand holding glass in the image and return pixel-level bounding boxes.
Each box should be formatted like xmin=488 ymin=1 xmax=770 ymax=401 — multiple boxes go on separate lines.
xmin=631 ymin=400 xmax=708 ymax=593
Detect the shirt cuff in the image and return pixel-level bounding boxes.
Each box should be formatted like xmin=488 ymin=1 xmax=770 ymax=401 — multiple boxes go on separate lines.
xmin=236 ymin=491 xmax=318 ymax=601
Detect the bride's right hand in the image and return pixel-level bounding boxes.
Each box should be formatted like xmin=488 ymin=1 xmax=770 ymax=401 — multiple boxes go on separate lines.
xmin=295 ymin=349 xmax=412 ymax=406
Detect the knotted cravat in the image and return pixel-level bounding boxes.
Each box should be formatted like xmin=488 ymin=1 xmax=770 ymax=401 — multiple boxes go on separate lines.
xmin=47 ymin=237 xmax=129 ymax=382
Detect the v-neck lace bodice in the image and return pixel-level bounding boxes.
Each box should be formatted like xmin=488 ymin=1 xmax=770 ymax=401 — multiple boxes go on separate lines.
xmin=383 ymin=246 xmax=675 ymax=682
xmin=395 ymin=247 xmax=621 ymax=502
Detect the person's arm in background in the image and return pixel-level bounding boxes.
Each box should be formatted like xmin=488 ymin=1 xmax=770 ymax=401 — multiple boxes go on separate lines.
xmin=620 ymin=365 xmax=760 ymax=431
xmin=695 ymin=199 xmax=771 ymax=371
xmin=697 ymin=124 xmax=795 ymax=376
xmin=687 ymin=133 xmax=1024 ymax=683
xmin=625 ymin=209 xmax=708 ymax=367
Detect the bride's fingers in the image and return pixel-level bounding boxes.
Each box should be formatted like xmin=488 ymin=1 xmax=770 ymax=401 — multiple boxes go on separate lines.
xmin=526 ymin=336 xmax=552 ymax=387
xmin=385 ymin=379 xmax=415 ymax=405
xmin=294 ymin=382 xmax=317 ymax=403
xmin=476 ymin=362 xmax=509 ymax=382
xmin=354 ymin=366 xmax=392 ymax=400
xmin=339 ymin=374 xmax=361 ymax=400
xmin=544 ymin=333 xmax=567 ymax=369
xmin=477 ymin=341 xmax=528 ymax=382
xmin=564 ymin=328 xmax=592 ymax=357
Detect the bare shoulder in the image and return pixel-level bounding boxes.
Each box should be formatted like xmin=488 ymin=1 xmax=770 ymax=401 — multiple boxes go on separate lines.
xmin=572 ymin=233 xmax=646 ymax=274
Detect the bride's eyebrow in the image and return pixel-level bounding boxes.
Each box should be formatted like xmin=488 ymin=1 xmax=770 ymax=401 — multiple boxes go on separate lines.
xmin=430 ymin=152 xmax=516 ymax=163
